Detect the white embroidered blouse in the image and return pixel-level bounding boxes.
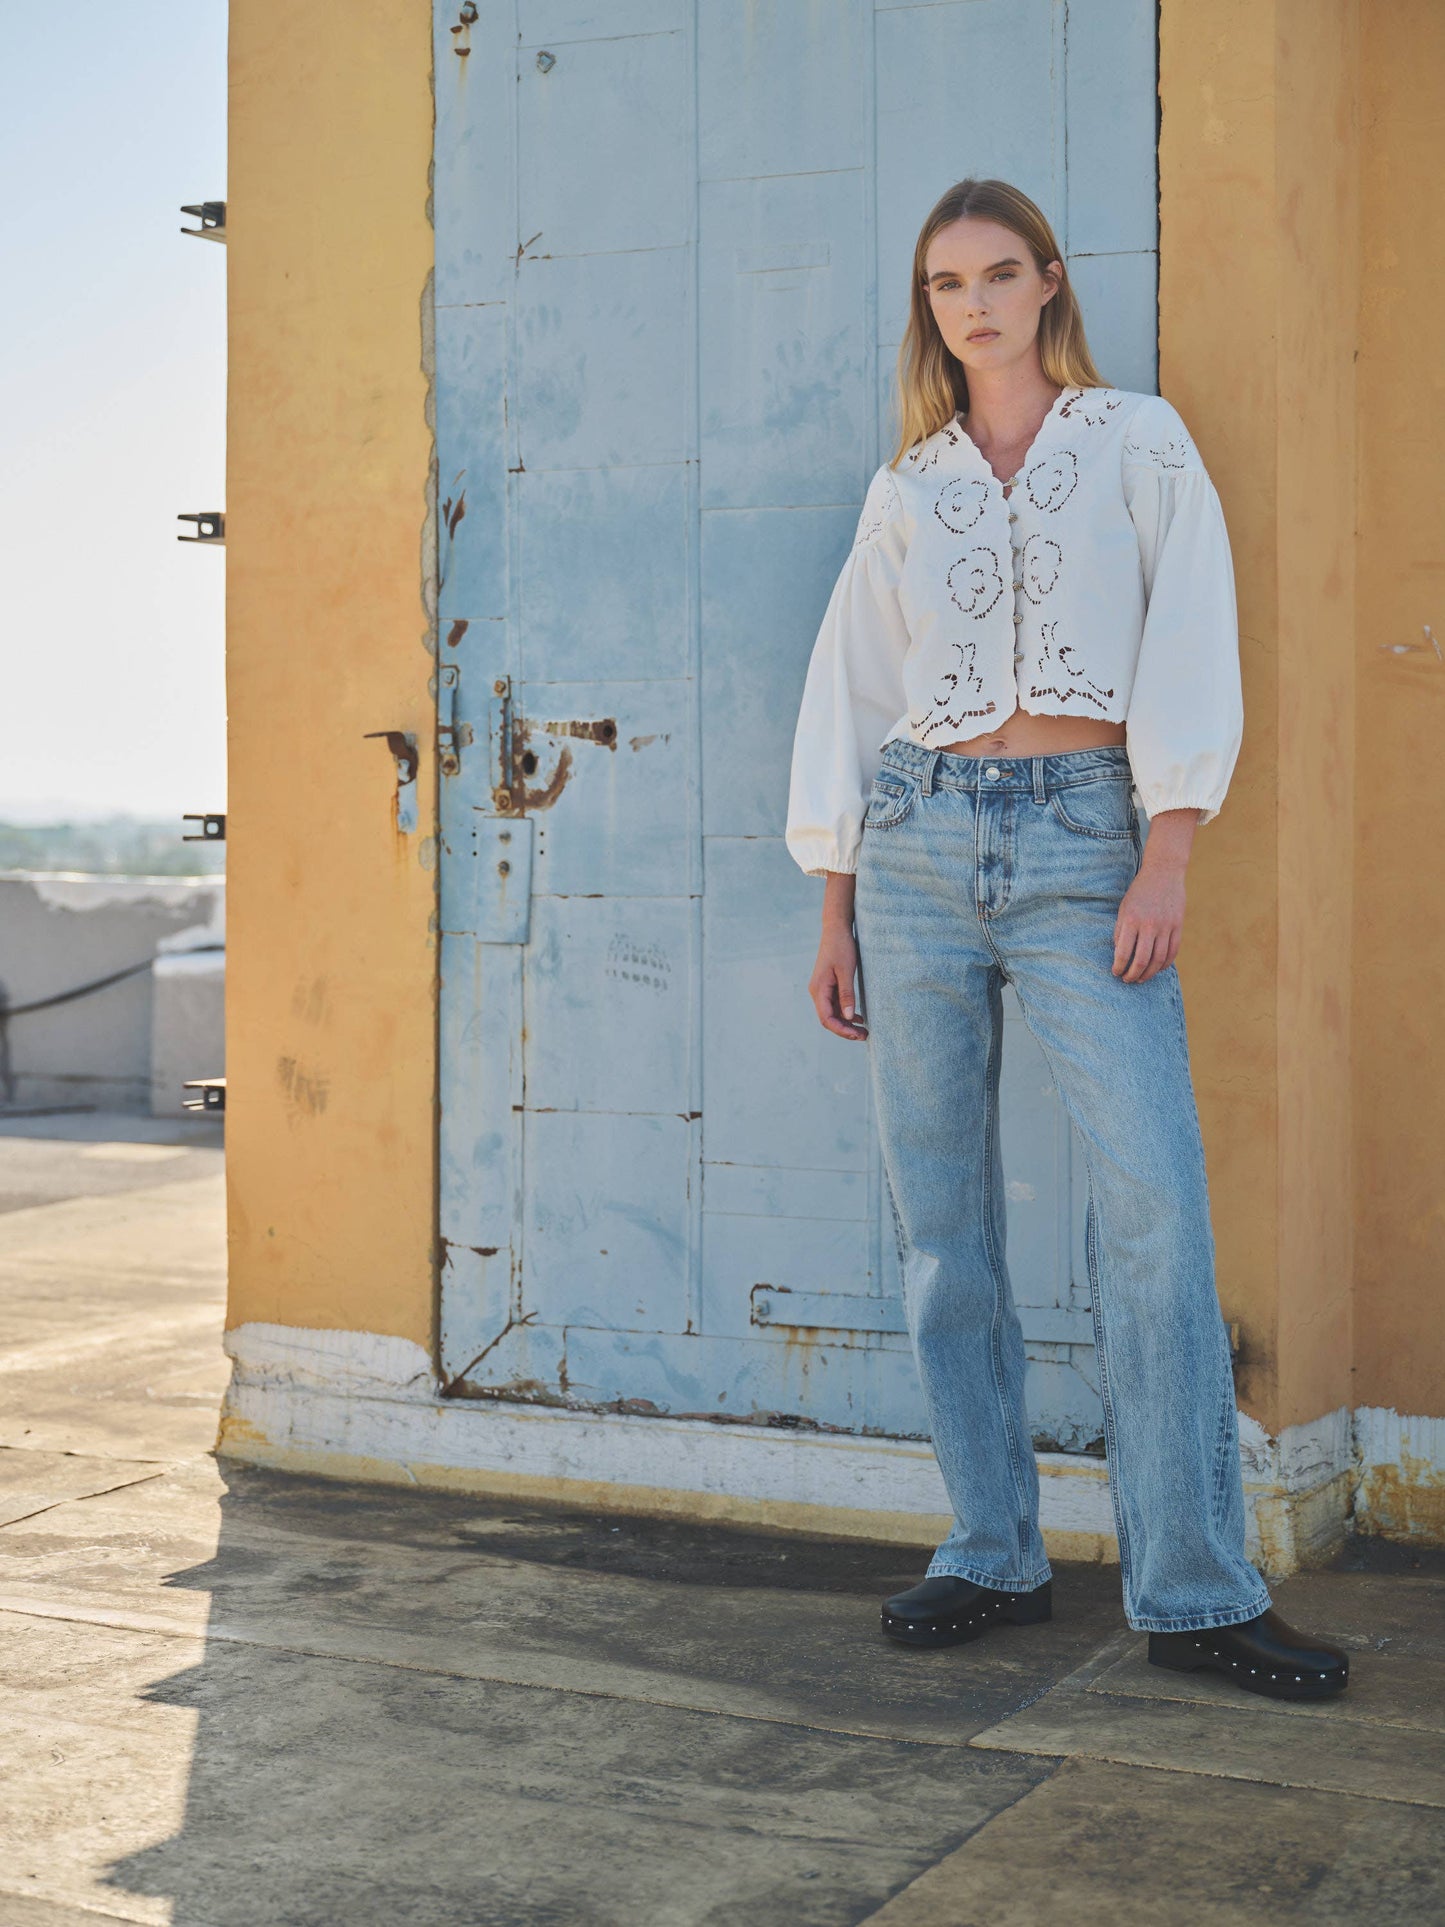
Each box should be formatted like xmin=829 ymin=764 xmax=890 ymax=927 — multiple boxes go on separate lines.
xmin=784 ymin=385 xmax=1244 ymax=877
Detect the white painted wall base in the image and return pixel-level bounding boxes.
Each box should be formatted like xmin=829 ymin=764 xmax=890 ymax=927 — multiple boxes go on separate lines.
xmin=218 ymin=1323 xmax=1445 ymax=1577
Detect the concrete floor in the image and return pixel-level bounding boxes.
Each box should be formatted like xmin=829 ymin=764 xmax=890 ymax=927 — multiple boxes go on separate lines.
xmin=0 ymin=1117 xmax=1441 ymax=1926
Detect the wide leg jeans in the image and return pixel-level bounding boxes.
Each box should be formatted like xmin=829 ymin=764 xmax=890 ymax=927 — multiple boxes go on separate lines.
xmin=852 ymin=739 xmax=1272 ymax=1633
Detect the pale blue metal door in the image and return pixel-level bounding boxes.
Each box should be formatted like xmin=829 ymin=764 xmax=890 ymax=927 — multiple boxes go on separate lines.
xmin=434 ymin=0 xmax=1159 ymax=1449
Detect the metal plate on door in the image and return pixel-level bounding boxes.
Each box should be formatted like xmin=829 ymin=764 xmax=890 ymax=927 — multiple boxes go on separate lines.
xmin=473 ymin=815 xmax=533 ymax=944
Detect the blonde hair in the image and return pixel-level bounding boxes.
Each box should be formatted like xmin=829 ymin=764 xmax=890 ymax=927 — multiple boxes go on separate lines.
xmin=889 ymin=178 xmax=1108 ymax=468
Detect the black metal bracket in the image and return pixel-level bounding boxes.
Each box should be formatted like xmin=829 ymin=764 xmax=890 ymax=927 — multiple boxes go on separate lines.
xmin=180 ymin=201 xmax=226 ymax=242
xmin=178 ymin=512 xmax=225 ymax=545
xmin=183 ymin=813 xmax=226 ymax=843
xmin=182 ymin=1077 xmax=226 ymax=1113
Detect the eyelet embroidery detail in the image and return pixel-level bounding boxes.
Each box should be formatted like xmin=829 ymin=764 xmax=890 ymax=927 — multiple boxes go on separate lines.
xmin=1029 ymin=626 xmax=1116 ymax=711
xmin=934 ymin=477 xmax=989 ymax=535
xmin=1058 ymin=390 xmax=1125 ymax=427
xmin=917 ymin=636 xmax=998 ymax=740
xmin=906 ymin=422 xmax=964 ymax=473
xmin=1124 ymin=426 xmax=1199 ymax=470
xmin=947 ymin=547 xmax=1005 ymax=620
xmin=1024 ymin=450 xmax=1078 ymax=513
xmin=852 ymin=470 xmax=901 ymax=549
xmin=1021 ymin=535 xmax=1061 ymax=604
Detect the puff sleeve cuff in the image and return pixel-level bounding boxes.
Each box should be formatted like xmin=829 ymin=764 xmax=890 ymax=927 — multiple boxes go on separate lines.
xmin=1122 ymin=397 xmax=1244 ymax=827
xmin=785 ymin=465 xmax=911 ymax=876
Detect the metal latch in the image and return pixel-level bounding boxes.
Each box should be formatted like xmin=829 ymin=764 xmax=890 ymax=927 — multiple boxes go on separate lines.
xmin=488 ymin=677 xmax=516 ymax=809
xmin=438 ymin=664 xmax=461 ymax=776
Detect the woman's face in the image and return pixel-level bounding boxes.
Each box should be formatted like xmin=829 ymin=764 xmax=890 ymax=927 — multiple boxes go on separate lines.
xmin=922 ymin=216 xmax=1062 ymax=375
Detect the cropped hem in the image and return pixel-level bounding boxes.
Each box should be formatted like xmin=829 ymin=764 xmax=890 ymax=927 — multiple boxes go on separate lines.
xmin=1127 ymin=1589 xmax=1273 ymax=1634
xmin=924 ymin=1559 xmax=1054 ymax=1592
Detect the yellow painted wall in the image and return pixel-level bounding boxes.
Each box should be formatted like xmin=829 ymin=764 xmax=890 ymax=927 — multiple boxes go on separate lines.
xmin=225 ymin=0 xmax=438 ymax=1346
xmin=223 ymin=0 xmax=1442 ymax=1502
xmin=1354 ymin=0 xmax=1445 ymax=1422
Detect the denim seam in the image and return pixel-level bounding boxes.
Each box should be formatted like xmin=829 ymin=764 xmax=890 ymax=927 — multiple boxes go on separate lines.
xmin=1165 ymin=968 xmax=1237 ymax=1539
xmin=979 ymin=967 xmax=1036 ymax=1559
xmin=924 ymin=1560 xmax=1053 ymax=1592
xmin=1083 ymin=1167 xmax=1138 ymax=1610
xmin=1007 ymin=974 xmax=1137 ymax=1605
xmin=1130 ymin=1592 xmax=1273 ymax=1634
xmin=1047 ymin=793 xmax=1135 ymax=841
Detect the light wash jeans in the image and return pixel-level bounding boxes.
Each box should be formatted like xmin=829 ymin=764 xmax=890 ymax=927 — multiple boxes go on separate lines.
xmin=853 ymin=739 xmax=1272 ymax=1634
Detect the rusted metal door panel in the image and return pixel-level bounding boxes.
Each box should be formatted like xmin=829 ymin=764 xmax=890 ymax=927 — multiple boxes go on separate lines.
xmin=435 ymin=0 xmax=1160 ymax=1454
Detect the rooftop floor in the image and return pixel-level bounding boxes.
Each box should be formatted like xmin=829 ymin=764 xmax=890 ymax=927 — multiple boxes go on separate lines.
xmin=0 ymin=1114 xmax=1440 ymax=1925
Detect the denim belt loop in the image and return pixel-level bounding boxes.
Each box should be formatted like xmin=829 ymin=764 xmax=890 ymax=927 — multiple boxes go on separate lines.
xmin=921 ymin=748 xmax=941 ymax=796
xmin=1032 ymin=755 xmax=1046 ymax=803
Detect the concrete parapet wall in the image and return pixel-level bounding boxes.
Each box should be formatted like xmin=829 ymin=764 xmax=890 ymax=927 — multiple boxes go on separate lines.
xmin=0 ymin=872 xmax=225 ymax=1114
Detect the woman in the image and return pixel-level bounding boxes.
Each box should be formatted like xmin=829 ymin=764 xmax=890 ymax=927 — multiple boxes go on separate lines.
xmin=785 ymin=178 xmax=1348 ymax=1702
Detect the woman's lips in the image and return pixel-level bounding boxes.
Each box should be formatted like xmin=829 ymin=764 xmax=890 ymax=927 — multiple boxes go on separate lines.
xmin=967 ymin=330 xmax=1000 ymax=341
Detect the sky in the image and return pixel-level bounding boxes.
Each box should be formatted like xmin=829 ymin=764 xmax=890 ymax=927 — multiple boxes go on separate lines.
xmin=0 ymin=1 xmax=228 ymax=823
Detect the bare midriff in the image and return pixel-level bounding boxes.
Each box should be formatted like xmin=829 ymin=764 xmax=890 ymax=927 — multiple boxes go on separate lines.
xmin=933 ymin=706 xmax=1127 ymax=758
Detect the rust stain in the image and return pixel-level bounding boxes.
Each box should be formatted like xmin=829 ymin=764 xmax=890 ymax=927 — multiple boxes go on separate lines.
xmin=539 ymin=716 xmax=618 ymax=749
xmin=442 ymin=486 xmax=466 ymax=539
xmin=363 ymin=730 xmax=419 ymax=786
xmin=498 ymin=713 xmax=620 ymax=814
xmin=446 ymin=618 xmax=469 ymax=649
xmin=1357 ymin=1444 xmax=1445 ymax=1541
xmin=439 ymin=1308 xmax=538 ymax=1397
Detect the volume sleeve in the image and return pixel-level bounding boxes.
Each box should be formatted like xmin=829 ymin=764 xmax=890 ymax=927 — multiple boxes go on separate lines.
xmin=785 ymin=465 xmax=912 ymax=877
xmin=1121 ymin=396 xmax=1244 ymax=827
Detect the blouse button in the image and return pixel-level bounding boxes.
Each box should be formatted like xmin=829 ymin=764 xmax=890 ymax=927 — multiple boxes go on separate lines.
xmin=1013 ymin=612 xmax=1023 ymax=625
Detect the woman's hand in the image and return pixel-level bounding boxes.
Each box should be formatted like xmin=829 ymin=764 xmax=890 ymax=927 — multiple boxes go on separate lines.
xmin=1113 ymin=807 xmax=1200 ymax=983
xmin=811 ymin=873 xmax=869 ymax=1038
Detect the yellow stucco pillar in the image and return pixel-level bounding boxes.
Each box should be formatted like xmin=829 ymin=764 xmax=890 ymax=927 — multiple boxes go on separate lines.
xmin=224 ymin=0 xmax=439 ymax=1350
xmin=1160 ymin=0 xmax=1359 ymax=1510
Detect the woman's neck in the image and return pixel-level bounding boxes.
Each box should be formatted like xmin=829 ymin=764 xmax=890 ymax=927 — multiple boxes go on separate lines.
xmin=960 ymin=366 xmax=1064 ymax=460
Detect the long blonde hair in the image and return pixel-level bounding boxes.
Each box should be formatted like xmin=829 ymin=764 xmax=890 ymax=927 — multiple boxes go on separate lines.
xmin=889 ymin=178 xmax=1108 ymax=469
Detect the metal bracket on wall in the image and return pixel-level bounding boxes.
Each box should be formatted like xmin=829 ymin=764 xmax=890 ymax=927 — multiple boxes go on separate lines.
xmin=182 ymin=1077 xmax=226 ymax=1113
xmin=178 ymin=512 xmax=224 ymax=545
xmin=180 ymin=200 xmax=226 ymax=242
xmin=182 ymin=813 xmax=226 ymax=843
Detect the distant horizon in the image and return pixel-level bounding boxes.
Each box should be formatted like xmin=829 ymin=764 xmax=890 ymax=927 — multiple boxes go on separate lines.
xmin=0 ymin=800 xmax=211 ymax=828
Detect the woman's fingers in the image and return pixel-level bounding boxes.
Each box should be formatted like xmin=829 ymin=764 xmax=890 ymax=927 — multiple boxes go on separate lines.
xmin=1115 ymin=917 xmax=1170 ymax=983
xmin=811 ymin=962 xmax=868 ymax=1038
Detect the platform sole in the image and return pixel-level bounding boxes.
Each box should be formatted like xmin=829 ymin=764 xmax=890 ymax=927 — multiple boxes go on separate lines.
xmin=1147 ymin=1630 xmax=1348 ymax=1700
xmin=882 ymin=1580 xmax=1053 ymax=1648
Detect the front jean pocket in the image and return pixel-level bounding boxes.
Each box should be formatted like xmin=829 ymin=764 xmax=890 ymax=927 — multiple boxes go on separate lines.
xmin=1048 ymin=776 xmax=1136 ymax=840
xmin=863 ymin=769 xmax=920 ymax=832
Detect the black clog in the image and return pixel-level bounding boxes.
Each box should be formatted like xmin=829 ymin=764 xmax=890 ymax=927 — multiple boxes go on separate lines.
xmin=881 ymin=1573 xmax=1053 ymax=1648
xmin=1148 ymin=1606 xmax=1350 ymax=1699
